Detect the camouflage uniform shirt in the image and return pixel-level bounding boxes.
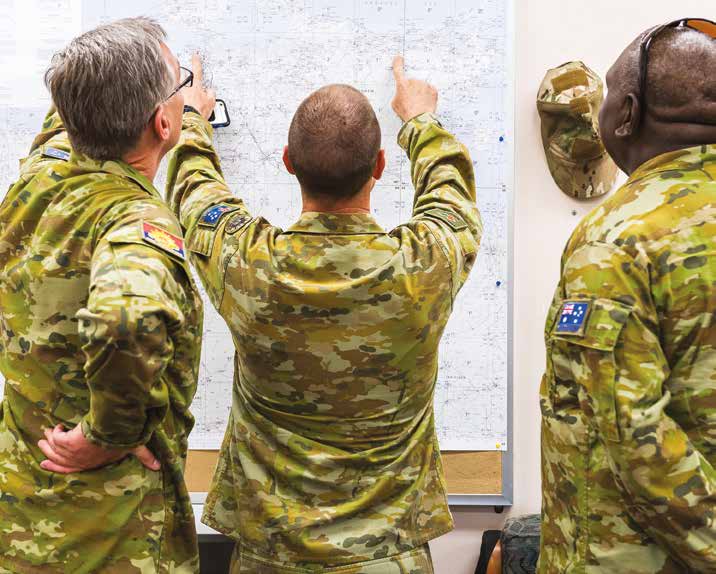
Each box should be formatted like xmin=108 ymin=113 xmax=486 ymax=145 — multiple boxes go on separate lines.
xmin=0 ymin=109 xmax=203 ymax=573
xmin=166 ymin=112 xmax=482 ymax=569
xmin=539 ymin=145 xmax=716 ymax=573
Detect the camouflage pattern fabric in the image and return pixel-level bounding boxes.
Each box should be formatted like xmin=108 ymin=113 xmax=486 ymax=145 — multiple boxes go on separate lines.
xmin=0 ymin=108 xmax=203 ymax=573
xmin=229 ymin=542 xmax=434 ymax=574
xmin=165 ymin=111 xmax=482 ymax=569
xmin=539 ymin=145 xmax=716 ymax=573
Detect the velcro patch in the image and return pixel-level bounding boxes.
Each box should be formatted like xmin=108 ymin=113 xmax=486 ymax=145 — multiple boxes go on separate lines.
xmin=424 ymin=208 xmax=468 ymax=231
xmin=551 ymin=69 xmax=589 ymax=92
xmin=555 ymin=301 xmax=591 ymax=336
xmin=199 ymin=203 xmax=240 ymax=228
xmin=225 ymin=213 xmax=252 ymax=235
xmin=142 ymin=222 xmax=185 ymax=260
xmin=42 ymin=147 xmax=70 ymax=161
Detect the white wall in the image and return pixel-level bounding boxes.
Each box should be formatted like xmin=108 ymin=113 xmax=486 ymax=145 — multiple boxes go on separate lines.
xmin=429 ymin=0 xmax=710 ymax=572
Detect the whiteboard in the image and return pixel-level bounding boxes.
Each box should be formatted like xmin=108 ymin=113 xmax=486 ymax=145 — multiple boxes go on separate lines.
xmin=0 ymin=0 xmax=513 ymax=452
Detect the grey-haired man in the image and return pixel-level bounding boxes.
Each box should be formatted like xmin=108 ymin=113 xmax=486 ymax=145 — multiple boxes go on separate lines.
xmin=0 ymin=18 xmax=213 ymax=574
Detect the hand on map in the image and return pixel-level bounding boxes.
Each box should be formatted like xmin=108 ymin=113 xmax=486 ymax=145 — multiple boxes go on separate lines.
xmin=38 ymin=423 xmax=161 ymax=474
xmin=183 ymin=54 xmax=216 ymax=120
xmin=391 ymin=55 xmax=438 ymax=122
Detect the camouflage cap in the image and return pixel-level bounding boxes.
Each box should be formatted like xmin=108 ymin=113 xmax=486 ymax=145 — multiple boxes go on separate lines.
xmin=537 ymin=61 xmax=618 ymax=200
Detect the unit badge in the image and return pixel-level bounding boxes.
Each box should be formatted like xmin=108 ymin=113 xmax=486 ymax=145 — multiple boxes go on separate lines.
xmin=142 ymin=222 xmax=186 ymax=260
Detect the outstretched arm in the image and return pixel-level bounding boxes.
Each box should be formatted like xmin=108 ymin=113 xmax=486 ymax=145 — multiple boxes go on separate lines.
xmin=391 ymin=56 xmax=482 ymax=296
xmin=165 ymin=55 xmax=254 ymax=310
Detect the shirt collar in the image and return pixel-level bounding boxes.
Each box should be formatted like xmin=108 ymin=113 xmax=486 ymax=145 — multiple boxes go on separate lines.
xmin=286 ymin=212 xmax=386 ymax=235
xmin=627 ymin=144 xmax=716 ymax=185
xmin=69 ymin=151 xmax=159 ymax=198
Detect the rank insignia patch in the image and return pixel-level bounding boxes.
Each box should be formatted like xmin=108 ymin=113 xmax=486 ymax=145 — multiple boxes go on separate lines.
xmin=555 ymin=301 xmax=591 ymax=335
xmin=424 ymin=207 xmax=468 ymax=231
xmin=199 ymin=203 xmax=240 ymax=228
xmin=142 ymin=222 xmax=185 ymax=260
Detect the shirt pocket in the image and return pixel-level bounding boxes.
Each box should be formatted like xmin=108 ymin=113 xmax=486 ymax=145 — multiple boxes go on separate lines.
xmin=546 ymin=297 xmax=633 ymax=442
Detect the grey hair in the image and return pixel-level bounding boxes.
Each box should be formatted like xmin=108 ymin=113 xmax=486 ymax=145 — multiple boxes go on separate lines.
xmin=45 ymin=17 xmax=175 ymax=160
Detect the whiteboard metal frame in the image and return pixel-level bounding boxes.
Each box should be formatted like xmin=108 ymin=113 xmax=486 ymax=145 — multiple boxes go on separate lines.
xmin=449 ymin=0 xmax=515 ymax=508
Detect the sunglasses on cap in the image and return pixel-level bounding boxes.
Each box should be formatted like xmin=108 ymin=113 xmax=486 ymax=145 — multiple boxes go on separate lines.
xmin=638 ymin=18 xmax=716 ymax=109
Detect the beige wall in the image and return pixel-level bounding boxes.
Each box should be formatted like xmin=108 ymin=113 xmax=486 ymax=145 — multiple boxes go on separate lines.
xmin=428 ymin=0 xmax=710 ymax=572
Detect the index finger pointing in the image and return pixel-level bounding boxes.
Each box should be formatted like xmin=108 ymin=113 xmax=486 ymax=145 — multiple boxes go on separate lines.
xmin=392 ymin=55 xmax=406 ymax=83
xmin=191 ymin=53 xmax=203 ymax=85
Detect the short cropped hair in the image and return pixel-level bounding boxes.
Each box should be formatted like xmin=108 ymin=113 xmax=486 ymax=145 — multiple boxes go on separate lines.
xmin=45 ymin=17 xmax=174 ymax=160
xmin=615 ymin=26 xmax=716 ymax=123
xmin=288 ymin=84 xmax=381 ymax=198
xmin=647 ymin=27 xmax=716 ymax=122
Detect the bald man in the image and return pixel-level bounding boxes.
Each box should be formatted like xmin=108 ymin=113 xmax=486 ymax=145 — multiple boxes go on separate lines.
xmin=539 ymin=20 xmax=716 ymax=574
xmin=165 ymin=58 xmax=481 ymax=573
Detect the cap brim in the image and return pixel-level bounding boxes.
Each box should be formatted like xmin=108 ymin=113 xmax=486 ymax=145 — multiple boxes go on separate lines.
xmin=546 ymin=151 xmax=619 ymax=200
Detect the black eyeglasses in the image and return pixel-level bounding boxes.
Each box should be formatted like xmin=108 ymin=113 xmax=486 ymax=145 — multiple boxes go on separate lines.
xmin=165 ymin=65 xmax=193 ymax=102
xmin=148 ymin=66 xmax=193 ymax=123
xmin=638 ymin=18 xmax=716 ymax=109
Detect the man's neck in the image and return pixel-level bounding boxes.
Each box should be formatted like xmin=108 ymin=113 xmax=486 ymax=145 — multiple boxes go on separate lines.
xmin=121 ymin=151 xmax=161 ymax=182
xmin=626 ymin=117 xmax=716 ymax=174
xmin=121 ymin=136 xmax=166 ymax=182
xmin=300 ymin=185 xmax=371 ymax=214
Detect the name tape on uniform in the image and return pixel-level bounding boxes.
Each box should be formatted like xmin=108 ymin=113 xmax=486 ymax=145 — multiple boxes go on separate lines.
xmin=555 ymin=301 xmax=591 ymax=335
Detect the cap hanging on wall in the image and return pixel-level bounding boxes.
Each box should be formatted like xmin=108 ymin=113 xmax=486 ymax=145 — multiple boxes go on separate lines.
xmin=537 ymin=61 xmax=618 ymax=200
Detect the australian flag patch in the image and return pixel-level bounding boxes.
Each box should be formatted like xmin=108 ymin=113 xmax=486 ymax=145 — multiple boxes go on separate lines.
xmin=199 ymin=203 xmax=240 ymax=228
xmin=555 ymin=301 xmax=590 ymax=335
xmin=42 ymin=147 xmax=70 ymax=161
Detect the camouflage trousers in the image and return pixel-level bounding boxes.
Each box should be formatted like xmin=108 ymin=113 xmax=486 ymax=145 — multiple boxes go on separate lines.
xmin=229 ymin=543 xmax=434 ymax=574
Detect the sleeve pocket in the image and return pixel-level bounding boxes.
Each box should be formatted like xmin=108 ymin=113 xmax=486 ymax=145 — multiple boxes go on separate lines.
xmin=185 ymin=225 xmax=215 ymax=257
xmin=548 ymin=297 xmax=633 ymax=442
xmin=105 ymin=229 xmax=192 ymax=297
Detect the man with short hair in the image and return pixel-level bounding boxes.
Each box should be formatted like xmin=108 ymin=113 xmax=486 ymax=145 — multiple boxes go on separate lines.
xmin=166 ymin=57 xmax=482 ymax=572
xmin=0 ymin=18 xmax=210 ymax=573
xmin=539 ymin=19 xmax=716 ymax=573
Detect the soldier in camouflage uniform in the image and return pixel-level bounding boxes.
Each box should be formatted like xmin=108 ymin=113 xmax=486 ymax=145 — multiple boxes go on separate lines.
xmin=166 ymin=56 xmax=482 ymax=572
xmin=539 ymin=21 xmax=716 ymax=573
xmin=0 ymin=19 xmax=203 ymax=573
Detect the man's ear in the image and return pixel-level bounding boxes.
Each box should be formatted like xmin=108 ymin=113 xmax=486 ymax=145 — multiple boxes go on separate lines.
xmin=614 ymin=93 xmax=641 ymax=138
xmin=152 ymin=105 xmax=172 ymax=143
xmin=283 ymin=146 xmax=295 ymax=174
xmin=372 ymin=149 xmax=386 ymax=180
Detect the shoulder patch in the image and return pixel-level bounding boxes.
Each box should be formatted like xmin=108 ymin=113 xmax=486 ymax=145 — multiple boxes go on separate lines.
xmin=555 ymin=300 xmax=591 ymax=336
xmin=424 ymin=207 xmax=468 ymax=231
xmin=42 ymin=147 xmax=70 ymax=161
xmin=198 ymin=203 xmax=241 ymax=228
xmin=225 ymin=213 xmax=252 ymax=235
xmin=142 ymin=222 xmax=185 ymax=260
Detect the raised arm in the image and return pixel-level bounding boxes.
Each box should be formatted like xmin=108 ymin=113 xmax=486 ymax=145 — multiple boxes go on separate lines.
xmin=391 ymin=56 xmax=482 ymax=296
xmin=165 ymin=55 xmax=251 ymax=309
xmin=28 ymin=105 xmax=69 ymax=154
xmin=16 ymin=105 xmax=73 ymax=181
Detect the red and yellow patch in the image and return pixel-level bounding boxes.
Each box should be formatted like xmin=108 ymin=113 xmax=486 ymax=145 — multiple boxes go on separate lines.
xmin=142 ymin=222 xmax=185 ymax=260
